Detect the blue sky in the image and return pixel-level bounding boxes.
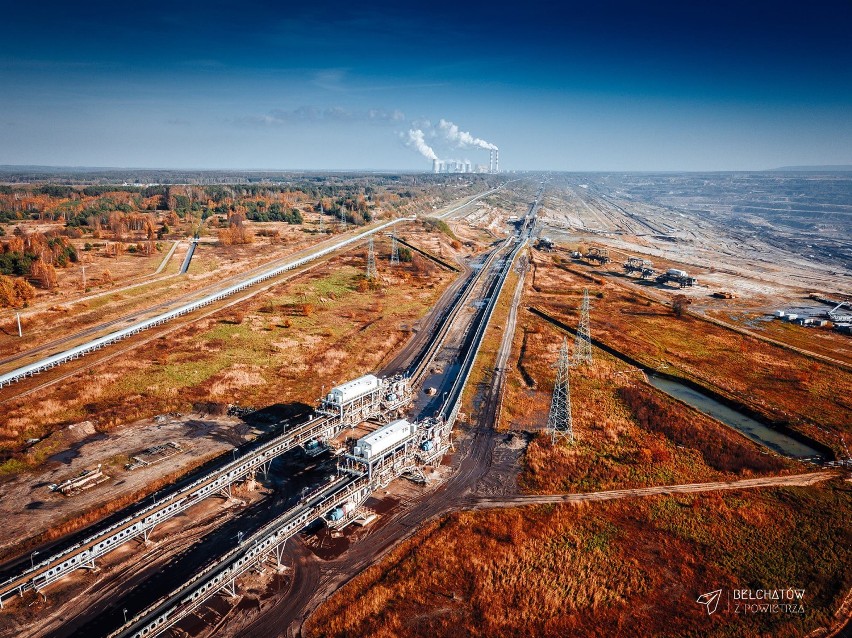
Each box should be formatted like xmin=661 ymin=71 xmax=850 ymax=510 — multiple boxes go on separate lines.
xmin=1 ymin=0 xmax=851 ymax=171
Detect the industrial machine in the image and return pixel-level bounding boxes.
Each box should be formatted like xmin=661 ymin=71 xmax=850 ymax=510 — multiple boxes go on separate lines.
xmin=656 ymin=268 xmax=696 ymax=287
xmin=585 ymin=247 xmax=611 ymax=265
xmin=623 ymin=256 xmax=654 ymax=279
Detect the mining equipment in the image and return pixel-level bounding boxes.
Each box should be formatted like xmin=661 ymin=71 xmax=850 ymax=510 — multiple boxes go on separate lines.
xmin=585 ymin=247 xmax=611 ymax=265
xmin=828 ymin=302 xmax=852 ymax=324
xmin=656 ymin=268 xmax=696 ymax=287
xmin=623 ymin=256 xmax=655 ymax=279
xmin=712 ymin=291 xmax=735 ymax=299
xmin=535 ymin=237 xmax=554 ymax=251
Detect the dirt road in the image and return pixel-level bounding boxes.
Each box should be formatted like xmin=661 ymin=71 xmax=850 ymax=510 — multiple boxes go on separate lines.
xmin=470 ymin=471 xmax=836 ymax=509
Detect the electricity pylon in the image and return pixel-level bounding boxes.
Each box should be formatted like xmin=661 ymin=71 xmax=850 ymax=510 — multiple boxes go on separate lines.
xmin=547 ymin=338 xmax=574 ymax=444
xmin=573 ymin=288 xmax=592 ymax=366
xmin=390 ymin=235 xmax=400 ymax=265
xmin=340 ymin=205 xmax=348 ymax=232
xmin=366 ymin=237 xmax=377 ymax=280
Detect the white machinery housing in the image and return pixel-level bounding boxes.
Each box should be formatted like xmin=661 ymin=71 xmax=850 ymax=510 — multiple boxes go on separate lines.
xmin=317 ymin=374 xmax=409 ymax=427
xmin=354 ymin=419 xmax=415 ymax=460
xmin=325 ymin=375 xmax=380 ymax=406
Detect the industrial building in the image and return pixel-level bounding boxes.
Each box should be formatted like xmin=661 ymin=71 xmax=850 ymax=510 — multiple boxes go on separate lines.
xmin=432 ymin=148 xmax=499 ymax=174
xmin=432 ymin=159 xmax=475 ymax=174
xmin=624 ymin=256 xmax=655 ymax=279
xmin=585 ymin=247 xmax=611 ymax=265
xmin=325 ymin=375 xmax=380 ymax=406
xmin=535 ymin=237 xmax=554 ymax=251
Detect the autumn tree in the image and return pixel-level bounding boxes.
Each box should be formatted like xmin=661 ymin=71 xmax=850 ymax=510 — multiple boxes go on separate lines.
xmin=218 ymin=212 xmax=254 ymax=245
xmin=30 ymin=258 xmax=57 ymax=289
xmin=0 ymin=275 xmax=35 ymax=308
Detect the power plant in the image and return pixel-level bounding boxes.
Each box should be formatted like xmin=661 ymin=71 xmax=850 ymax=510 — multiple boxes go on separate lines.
xmin=407 ymin=119 xmax=499 ymax=173
xmin=431 ymin=158 xmax=494 ymax=174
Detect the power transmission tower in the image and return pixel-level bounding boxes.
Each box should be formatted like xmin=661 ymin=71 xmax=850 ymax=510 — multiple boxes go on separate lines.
xmin=547 ymin=338 xmax=574 ymax=444
xmin=573 ymin=288 xmax=592 ymax=366
xmin=390 ymin=235 xmax=400 ymax=265
xmin=318 ymin=202 xmax=325 ymax=233
xmin=340 ymin=205 xmax=348 ymax=232
xmin=366 ymin=237 xmax=377 ymax=280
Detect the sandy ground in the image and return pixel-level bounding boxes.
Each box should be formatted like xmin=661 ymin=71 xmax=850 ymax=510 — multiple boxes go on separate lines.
xmin=537 ymin=181 xmax=850 ymax=304
xmin=533 ymin=181 xmax=852 ymax=370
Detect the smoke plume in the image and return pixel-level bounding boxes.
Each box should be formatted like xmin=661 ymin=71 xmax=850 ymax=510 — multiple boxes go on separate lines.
xmin=406 ymin=129 xmax=438 ymax=161
xmin=437 ymin=119 xmax=497 ymax=151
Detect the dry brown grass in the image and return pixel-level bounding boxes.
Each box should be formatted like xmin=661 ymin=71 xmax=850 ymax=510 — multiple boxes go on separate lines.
xmin=305 ymin=242 xmax=847 ymax=638
xmin=493 ymin=308 xmax=793 ymax=494
xmin=525 ymin=257 xmax=852 ymax=452
xmin=306 ymin=481 xmax=852 ymax=638
xmin=0 ymin=242 xmax=461 ymax=469
xmin=208 ymin=365 xmax=266 ymax=398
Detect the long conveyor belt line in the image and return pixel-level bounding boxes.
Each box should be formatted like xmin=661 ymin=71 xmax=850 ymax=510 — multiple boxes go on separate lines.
xmin=111 ymin=474 xmax=372 ymax=638
xmin=0 ymin=194 xmax=514 ymax=603
xmin=0 ymin=182 xmax=513 ymax=389
xmin=0 ymin=386 xmax=413 ymax=605
xmin=108 ymin=202 xmax=539 ymax=638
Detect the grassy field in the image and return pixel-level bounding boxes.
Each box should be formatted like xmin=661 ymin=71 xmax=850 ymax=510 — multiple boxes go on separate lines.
xmin=527 ymin=254 xmax=852 ymax=454
xmin=706 ymin=309 xmax=852 ymax=367
xmin=0 ymin=240 xmax=309 ymax=362
xmin=0 ymin=242 xmax=456 ymax=467
xmin=304 ymin=244 xmax=850 ymax=637
xmin=306 ymin=481 xmax=852 ymax=638
xmin=508 ymin=317 xmax=792 ymax=494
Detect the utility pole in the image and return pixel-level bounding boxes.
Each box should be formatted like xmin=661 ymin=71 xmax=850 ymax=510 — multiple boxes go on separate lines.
xmin=547 ymin=338 xmax=574 ymax=444
xmin=390 ymin=235 xmax=400 ymax=265
xmin=366 ymin=237 xmax=377 ymax=280
xmin=573 ymin=288 xmax=592 ymax=366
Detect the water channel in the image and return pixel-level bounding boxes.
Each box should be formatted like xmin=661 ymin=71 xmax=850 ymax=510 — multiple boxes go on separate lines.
xmin=647 ymin=375 xmax=822 ymax=459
